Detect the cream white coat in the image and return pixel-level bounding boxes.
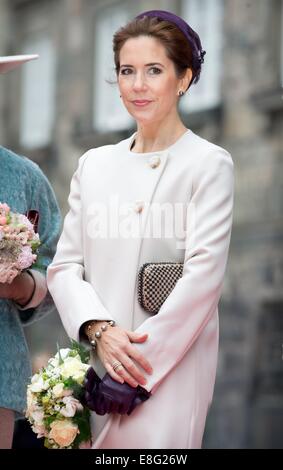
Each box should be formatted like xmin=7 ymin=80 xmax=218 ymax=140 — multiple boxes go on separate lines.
xmin=47 ymin=129 xmax=234 ymax=449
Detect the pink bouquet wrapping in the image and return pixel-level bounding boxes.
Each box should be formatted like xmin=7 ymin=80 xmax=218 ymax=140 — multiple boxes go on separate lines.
xmin=0 ymin=202 xmax=40 ymax=284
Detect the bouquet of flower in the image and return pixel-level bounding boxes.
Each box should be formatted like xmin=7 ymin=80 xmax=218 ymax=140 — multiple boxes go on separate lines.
xmin=0 ymin=202 xmax=40 ymax=284
xmin=26 ymin=341 xmax=92 ymax=449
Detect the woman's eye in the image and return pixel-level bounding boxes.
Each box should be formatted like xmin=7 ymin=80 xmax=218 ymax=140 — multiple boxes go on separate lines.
xmin=120 ymin=68 xmax=132 ymax=75
xmin=120 ymin=67 xmax=162 ymax=75
xmin=148 ymin=67 xmax=162 ymax=74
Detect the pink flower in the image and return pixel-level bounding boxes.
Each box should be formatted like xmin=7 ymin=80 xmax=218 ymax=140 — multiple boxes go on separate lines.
xmin=0 ymin=216 xmax=7 ymax=225
xmin=0 ymin=264 xmax=18 ymax=284
xmin=17 ymin=214 xmax=34 ymax=231
xmin=0 ymin=203 xmax=10 ymax=215
xmin=49 ymin=420 xmax=79 ymax=447
xmin=60 ymin=396 xmax=83 ymax=418
xmin=17 ymin=245 xmax=34 ymax=270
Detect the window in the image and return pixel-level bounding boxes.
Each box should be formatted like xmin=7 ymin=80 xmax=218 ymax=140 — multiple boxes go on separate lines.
xmin=20 ymin=33 xmax=56 ymax=149
xmin=180 ymin=0 xmax=224 ymax=113
xmin=93 ymin=3 xmax=134 ymax=132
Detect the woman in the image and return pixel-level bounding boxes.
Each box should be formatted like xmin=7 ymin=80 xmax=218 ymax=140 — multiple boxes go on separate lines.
xmin=47 ymin=10 xmax=234 ymax=449
xmin=0 ymin=55 xmax=61 ymax=448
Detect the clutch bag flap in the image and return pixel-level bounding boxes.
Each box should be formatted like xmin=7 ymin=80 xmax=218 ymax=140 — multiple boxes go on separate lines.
xmin=137 ymin=262 xmax=184 ymax=315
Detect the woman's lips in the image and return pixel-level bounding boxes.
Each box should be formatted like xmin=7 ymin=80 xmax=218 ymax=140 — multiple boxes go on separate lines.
xmin=132 ymin=100 xmax=152 ymax=107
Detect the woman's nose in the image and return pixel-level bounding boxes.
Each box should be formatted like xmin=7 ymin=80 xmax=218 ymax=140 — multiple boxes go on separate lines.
xmin=132 ymin=72 xmax=147 ymax=91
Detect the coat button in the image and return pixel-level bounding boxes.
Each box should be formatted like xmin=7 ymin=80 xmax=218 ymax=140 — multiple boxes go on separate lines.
xmin=148 ymin=156 xmax=161 ymax=168
xmin=133 ymin=201 xmax=144 ymax=213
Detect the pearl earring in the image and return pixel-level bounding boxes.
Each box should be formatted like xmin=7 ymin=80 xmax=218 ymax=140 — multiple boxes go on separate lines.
xmin=178 ymin=90 xmax=184 ymax=97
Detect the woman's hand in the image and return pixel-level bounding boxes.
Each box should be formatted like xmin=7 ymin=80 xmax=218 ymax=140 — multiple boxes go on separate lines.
xmin=90 ymin=321 xmax=153 ymax=388
xmin=0 ymin=272 xmax=35 ymax=306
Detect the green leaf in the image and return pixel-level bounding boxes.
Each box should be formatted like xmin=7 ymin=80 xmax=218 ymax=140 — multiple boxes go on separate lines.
xmin=44 ymin=437 xmax=51 ymax=449
xmin=56 ymin=343 xmax=64 ymax=365
xmin=70 ymin=339 xmax=90 ymax=364
xmin=72 ymin=409 xmax=92 ymax=448
xmin=31 ymin=254 xmax=46 ymax=272
xmin=30 ymin=240 xmax=41 ymax=251
xmin=63 ymin=377 xmax=84 ymax=400
xmin=44 ymin=415 xmax=58 ymax=428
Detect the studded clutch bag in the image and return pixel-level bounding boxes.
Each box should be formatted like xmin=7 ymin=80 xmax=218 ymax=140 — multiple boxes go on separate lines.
xmin=137 ymin=262 xmax=184 ymax=315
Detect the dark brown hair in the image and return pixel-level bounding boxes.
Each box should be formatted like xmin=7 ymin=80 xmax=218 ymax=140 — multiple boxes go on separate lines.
xmin=112 ymin=16 xmax=195 ymax=91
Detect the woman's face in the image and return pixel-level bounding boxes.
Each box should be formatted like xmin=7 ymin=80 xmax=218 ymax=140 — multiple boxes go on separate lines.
xmin=118 ymin=35 xmax=190 ymax=125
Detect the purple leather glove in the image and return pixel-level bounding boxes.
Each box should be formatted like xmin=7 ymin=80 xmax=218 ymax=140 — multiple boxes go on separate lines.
xmin=84 ymin=366 xmax=102 ymax=407
xmin=84 ymin=367 xmax=151 ymax=416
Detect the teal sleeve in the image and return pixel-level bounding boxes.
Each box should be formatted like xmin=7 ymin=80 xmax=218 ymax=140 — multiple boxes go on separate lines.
xmin=31 ymin=169 xmax=62 ymax=274
xmin=20 ymin=162 xmax=62 ymax=326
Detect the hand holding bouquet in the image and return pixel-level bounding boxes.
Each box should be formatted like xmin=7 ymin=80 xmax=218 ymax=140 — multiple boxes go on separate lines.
xmin=0 ymin=202 xmax=40 ymax=284
xmin=26 ymin=341 xmax=92 ymax=449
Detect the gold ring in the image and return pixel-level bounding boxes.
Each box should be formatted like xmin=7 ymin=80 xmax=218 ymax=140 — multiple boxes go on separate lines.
xmin=112 ymin=361 xmax=123 ymax=372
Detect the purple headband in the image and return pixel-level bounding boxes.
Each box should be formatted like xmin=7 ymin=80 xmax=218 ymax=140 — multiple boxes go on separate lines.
xmin=135 ymin=10 xmax=206 ymax=87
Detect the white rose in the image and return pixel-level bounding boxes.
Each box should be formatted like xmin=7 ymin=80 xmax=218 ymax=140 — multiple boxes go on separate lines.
xmin=59 ymin=357 xmax=89 ymax=380
xmin=31 ymin=373 xmax=40 ymax=383
xmin=52 ymin=383 xmax=65 ymax=398
xmin=71 ymin=369 xmax=88 ymax=384
xmin=29 ymin=375 xmax=46 ymax=393
xmin=55 ymin=348 xmax=71 ymax=361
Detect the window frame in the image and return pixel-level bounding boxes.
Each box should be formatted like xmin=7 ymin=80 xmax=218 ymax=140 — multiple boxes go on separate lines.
xmin=179 ymin=0 xmax=224 ymax=115
xmin=92 ymin=1 xmax=135 ymax=133
xmin=19 ymin=32 xmax=57 ymax=150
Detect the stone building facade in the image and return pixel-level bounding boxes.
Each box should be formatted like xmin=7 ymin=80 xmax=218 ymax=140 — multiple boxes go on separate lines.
xmin=0 ymin=0 xmax=282 ymax=448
